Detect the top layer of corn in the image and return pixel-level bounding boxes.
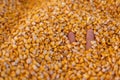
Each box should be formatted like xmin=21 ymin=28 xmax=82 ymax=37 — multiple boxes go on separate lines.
xmin=0 ymin=0 xmax=120 ymax=80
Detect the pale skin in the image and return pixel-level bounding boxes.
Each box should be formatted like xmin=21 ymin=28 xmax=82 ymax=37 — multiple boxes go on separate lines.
xmin=68 ymin=29 xmax=95 ymax=50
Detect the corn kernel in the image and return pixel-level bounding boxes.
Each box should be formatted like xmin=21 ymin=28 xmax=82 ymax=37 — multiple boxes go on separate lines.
xmin=0 ymin=0 xmax=120 ymax=80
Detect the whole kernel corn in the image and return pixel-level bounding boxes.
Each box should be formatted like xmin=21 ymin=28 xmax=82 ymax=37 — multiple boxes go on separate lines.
xmin=0 ymin=0 xmax=120 ymax=80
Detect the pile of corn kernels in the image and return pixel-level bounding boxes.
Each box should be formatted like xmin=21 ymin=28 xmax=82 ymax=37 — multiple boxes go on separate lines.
xmin=0 ymin=0 xmax=120 ymax=80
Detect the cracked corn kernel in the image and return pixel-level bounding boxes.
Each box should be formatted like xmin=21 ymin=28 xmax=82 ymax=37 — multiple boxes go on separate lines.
xmin=0 ymin=0 xmax=120 ymax=80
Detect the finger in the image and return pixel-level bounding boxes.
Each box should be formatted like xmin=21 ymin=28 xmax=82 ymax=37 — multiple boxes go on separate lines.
xmin=86 ymin=29 xmax=95 ymax=50
xmin=68 ymin=32 xmax=75 ymax=43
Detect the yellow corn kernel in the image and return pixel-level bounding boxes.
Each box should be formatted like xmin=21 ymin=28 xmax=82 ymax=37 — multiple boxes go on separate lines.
xmin=0 ymin=0 xmax=120 ymax=80
xmin=30 ymin=48 xmax=34 ymax=52
xmin=10 ymin=71 xmax=16 ymax=77
xmin=0 ymin=77 xmax=4 ymax=80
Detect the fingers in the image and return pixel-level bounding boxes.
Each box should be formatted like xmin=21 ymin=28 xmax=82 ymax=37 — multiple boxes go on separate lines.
xmin=68 ymin=29 xmax=95 ymax=50
xmin=68 ymin=32 xmax=75 ymax=43
xmin=86 ymin=29 xmax=95 ymax=50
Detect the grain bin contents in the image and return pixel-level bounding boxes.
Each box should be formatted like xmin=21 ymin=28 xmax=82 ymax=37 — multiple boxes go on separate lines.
xmin=0 ymin=0 xmax=120 ymax=80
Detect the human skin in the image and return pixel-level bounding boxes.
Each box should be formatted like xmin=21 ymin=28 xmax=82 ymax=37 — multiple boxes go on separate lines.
xmin=68 ymin=29 xmax=95 ymax=50
xmin=86 ymin=29 xmax=95 ymax=50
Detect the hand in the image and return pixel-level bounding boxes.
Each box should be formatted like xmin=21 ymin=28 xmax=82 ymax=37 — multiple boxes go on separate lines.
xmin=68 ymin=29 xmax=95 ymax=50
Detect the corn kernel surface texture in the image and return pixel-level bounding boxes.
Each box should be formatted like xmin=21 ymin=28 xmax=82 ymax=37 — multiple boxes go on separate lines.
xmin=0 ymin=0 xmax=120 ymax=80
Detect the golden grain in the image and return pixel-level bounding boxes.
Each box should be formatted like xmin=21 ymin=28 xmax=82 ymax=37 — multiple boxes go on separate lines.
xmin=0 ymin=0 xmax=120 ymax=80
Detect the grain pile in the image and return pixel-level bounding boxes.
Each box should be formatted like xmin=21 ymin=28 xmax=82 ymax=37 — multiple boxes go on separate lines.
xmin=0 ymin=0 xmax=120 ymax=80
